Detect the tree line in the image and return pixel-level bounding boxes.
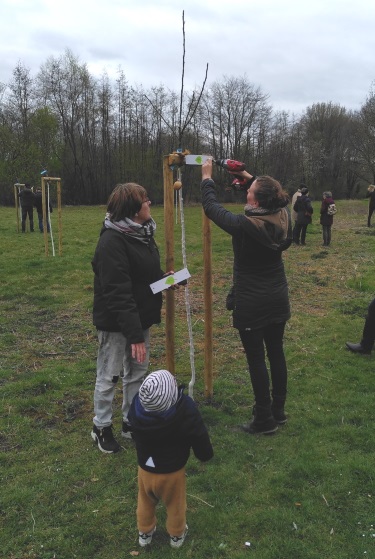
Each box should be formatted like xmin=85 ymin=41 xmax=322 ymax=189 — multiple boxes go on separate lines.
xmin=1 ymin=49 xmax=374 ymax=205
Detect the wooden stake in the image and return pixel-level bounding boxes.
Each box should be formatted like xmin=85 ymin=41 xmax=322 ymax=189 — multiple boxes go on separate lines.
xmin=41 ymin=177 xmax=62 ymax=257
xmin=202 ymin=210 xmax=213 ymax=398
xmin=57 ymin=180 xmax=62 ymax=256
xmin=42 ymin=180 xmax=48 ymax=256
xmin=163 ymin=156 xmax=175 ymax=373
xmin=14 ymin=184 xmax=21 ymax=233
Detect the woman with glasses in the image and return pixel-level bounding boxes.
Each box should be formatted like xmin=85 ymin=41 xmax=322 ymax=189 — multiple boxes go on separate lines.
xmin=91 ymin=183 xmax=168 ymax=453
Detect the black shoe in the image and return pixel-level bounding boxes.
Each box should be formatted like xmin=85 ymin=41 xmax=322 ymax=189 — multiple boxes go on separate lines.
xmin=242 ymin=405 xmax=278 ymax=435
xmin=272 ymin=396 xmax=287 ymax=424
xmin=272 ymin=408 xmax=287 ymax=424
xmin=91 ymin=424 xmax=121 ymax=453
xmin=345 ymin=342 xmax=371 ymax=355
xmin=121 ymin=420 xmax=133 ymax=440
xmin=242 ymin=417 xmax=278 ymax=434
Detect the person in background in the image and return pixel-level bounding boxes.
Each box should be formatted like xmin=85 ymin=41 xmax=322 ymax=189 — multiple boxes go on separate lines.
xmin=366 ymin=184 xmax=375 ymax=227
xmin=201 ymin=158 xmax=292 ymax=435
xmin=128 ymin=369 xmax=213 ymax=548
xmin=346 ymin=298 xmax=375 ymax=355
xmin=34 ymin=187 xmax=53 ymax=232
xmin=291 ymin=184 xmax=303 ymax=224
xmin=18 ymin=183 xmax=35 ymax=232
xmin=291 ymin=184 xmax=303 ymax=244
xmin=320 ymin=190 xmax=335 ymax=247
xmin=292 ymin=186 xmax=313 ymax=245
xmin=91 ymin=182 xmax=174 ymax=454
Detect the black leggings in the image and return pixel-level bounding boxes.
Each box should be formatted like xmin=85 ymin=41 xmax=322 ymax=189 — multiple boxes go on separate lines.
xmin=21 ymin=206 xmax=34 ymax=231
xmin=322 ymin=225 xmax=332 ymax=246
xmin=239 ymin=322 xmax=288 ymax=407
xmin=368 ymin=206 xmax=375 ymax=227
xmin=361 ymin=297 xmax=375 ymax=351
xmin=293 ymin=223 xmax=308 ymax=244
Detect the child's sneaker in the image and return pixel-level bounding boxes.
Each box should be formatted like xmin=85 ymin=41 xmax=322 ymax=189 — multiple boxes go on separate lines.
xmin=139 ymin=526 xmax=156 ymax=547
xmin=91 ymin=424 xmax=121 ymax=453
xmin=170 ymin=525 xmax=188 ymax=548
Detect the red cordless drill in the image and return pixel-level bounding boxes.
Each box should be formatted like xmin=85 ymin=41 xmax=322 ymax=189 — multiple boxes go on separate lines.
xmin=214 ymin=159 xmax=246 ymax=173
xmin=214 ymin=159 xmax=253 ymax=191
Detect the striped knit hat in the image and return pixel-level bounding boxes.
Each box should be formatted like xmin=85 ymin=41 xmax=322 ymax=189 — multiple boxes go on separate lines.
xmin=139 ymin=370 xmax=178 ymax=412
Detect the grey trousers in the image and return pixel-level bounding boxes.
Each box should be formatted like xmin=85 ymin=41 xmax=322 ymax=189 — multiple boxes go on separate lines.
xmin=93 ymin=329 xmax=150 ymax=428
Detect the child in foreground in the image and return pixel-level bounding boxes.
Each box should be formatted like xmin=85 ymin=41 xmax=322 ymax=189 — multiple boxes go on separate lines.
xmin=128 ymin=369 xmax=214 ymax=548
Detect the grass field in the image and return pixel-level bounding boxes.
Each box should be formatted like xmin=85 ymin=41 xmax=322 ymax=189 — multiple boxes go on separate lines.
xmin=1 ymin=199 xmax=374 ymax=559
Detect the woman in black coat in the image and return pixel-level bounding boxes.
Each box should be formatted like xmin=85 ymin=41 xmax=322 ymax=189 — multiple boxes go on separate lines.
xmin=201 ymin=159 xmax=292 ymax=435
xmin=320 ymin=191 xmax=335 ymax=246
xmin=293 ymin=187 xmax=313 ymax=245
xmin=91 ymin=183 xmax=172 ymax=454
xmin=366 ymin=185 xmax=375 ymax=227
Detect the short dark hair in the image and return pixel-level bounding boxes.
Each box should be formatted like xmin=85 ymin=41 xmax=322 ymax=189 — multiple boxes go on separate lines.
xmin=253 ymin=176 xmax=289 ymax=210
xmin=107 ymin=183 xmax=147 ymax=221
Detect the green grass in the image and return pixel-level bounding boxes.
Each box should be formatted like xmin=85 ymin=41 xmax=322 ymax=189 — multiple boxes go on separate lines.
xmin=1 ymin=199 xmax=375 ymax=559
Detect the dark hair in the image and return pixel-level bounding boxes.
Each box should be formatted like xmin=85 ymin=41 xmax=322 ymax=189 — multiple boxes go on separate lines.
xmin=253 ymin=176 xmax=289 ymax=210
xmin=107 ymin=183 xmax=147 ymax=221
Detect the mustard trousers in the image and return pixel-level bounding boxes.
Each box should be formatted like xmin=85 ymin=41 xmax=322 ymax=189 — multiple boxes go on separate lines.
xmin=137 ymin=466 xmax=186 ymax=537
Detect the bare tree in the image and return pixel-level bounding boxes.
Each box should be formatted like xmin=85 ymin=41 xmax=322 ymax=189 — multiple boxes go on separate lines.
xmin=299 ymin=102 xmax=353 ymax=197
xmin=350 ymin=86 xmax=375 ymax=191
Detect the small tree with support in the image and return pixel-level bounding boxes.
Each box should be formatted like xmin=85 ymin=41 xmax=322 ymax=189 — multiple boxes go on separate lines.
xmin=146 ymin=11 xmax=212 ymax=397
xmin=41 ymin=176 xmax=63 ymax=256
xmin=14 ymin=182 xmax=25 ymax=233
xmin=163 ymin=156 xmax=213 ymax=399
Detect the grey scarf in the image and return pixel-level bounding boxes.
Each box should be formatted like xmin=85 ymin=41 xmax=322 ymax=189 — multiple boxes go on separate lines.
xmin=244 ymin=204 xmax=279 ymax=216
xmin=104 ymin=213 xmax=156 ymax=244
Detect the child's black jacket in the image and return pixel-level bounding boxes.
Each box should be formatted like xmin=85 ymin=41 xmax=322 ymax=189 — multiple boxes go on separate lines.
xmin=128 ymin=388 xmax=213 ymax=474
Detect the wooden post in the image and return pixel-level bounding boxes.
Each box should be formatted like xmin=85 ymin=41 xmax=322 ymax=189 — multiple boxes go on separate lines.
xmin=202 ymin=210 xmax=213 ymax=399
xmin=57 ymin=180 xmax=62 ymax=256
xmin=14 ymin=184 xmax=21 ymax=233
xmin=41 ymin=177 xmax=62 ymax=256
xmin=163 ymin=156 xmax=175 ymax=373
xmin=42 ymin=179 xmax=48 ymax=256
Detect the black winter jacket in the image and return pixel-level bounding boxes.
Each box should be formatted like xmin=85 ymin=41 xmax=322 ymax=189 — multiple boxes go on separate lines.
xmin=34 ymin=192 xmax=53 ymax=214
xmin=201 ymin=179 xmax=291 ymax=330
xmin=293 ymin=194 xmax=313 ymax=225
xmin=366 ymin=190 xmax=375 ymax=209
xmin=128 ymin=388 xmax=214 ymax=474
xmin=320 ymin=196 xmax=335 ymax=226
xmin=92 ymin=227 xmax=164 ymax=344
xmin=18 ymin=188 xmax=35 ymax=208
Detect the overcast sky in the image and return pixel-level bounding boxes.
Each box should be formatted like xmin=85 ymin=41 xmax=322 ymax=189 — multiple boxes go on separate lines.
xmin=1 ymin=0 xmax=374 ymax=114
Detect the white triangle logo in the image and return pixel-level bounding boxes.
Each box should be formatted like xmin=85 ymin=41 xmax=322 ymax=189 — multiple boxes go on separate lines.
xmin=145 ymin=456 xmax=155 ymax=468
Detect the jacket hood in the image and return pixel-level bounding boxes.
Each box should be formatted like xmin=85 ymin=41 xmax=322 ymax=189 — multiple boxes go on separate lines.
xmin=241 ymin=207 xmax=291 ymax=251
xmin=129 ymin=387 xmax=185 ymax=433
